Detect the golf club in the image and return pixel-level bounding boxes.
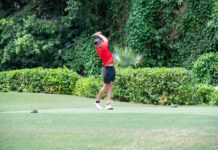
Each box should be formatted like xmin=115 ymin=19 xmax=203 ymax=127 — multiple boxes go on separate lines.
xmin=59 ymin=32 xmax=102 ymax=51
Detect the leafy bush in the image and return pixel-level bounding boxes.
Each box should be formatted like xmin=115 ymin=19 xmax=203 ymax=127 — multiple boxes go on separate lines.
xmin=0 ymin=16 xmax=61 ymax=71
xmin=113 ymin=46 xmax=142 ymax=68
xmin=1 ymin=67 xmax=217 ymax=105
xmin=113 ymin=67 xmax=218 ymax=105
xmin=209 ymin=90 xmax=218 ymax=105
xmin=74 ymin=77 xmax=101 ymax=98
xmin=63 ymin=35 xmax=102 ymax=76
xmin=0 ymin=68 xmax=80 ymax=94
xmin=113 ymin=67 xmax=194 ymax=104
xmin=0 ymin=71 xmax=9 ymax=92
xmin=1 ymin=0 xmax=217 ymax=73
xmin=195 ymin=84 xmax=218 ymax=104
xmin=125 ymin=0 xmax=217 ymax=68
xmin=171 ymin=84 xmax=218 ymax=105
xmin=192 ymin=52 xmax=218 ymax=85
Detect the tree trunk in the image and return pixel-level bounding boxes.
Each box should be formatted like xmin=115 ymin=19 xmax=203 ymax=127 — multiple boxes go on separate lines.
xmin=61 ymin=0 xmax=66 ymax=15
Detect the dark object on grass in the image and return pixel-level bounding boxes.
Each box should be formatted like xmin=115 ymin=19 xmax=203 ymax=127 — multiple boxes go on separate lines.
xmin=171 ymin=104 xmax=178 ymax=108
xmin=31 ymin=109 xmax=38 ymax=113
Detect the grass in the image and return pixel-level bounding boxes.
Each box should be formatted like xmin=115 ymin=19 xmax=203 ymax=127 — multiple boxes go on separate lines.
xmin=0 ymin=92 xmax=218 ymax=150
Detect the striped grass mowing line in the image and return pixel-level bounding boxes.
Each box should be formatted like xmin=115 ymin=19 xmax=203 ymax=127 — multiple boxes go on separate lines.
xmin=1 ymin=107 xmax=218 ymax=116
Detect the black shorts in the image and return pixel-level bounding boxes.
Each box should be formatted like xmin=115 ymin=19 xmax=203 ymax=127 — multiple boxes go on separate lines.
xmin=103 ymin=66 xmax=116 ymax=84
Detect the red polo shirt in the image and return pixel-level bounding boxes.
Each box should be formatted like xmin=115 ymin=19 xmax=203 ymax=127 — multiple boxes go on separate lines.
xmin=96 ymin=42 xmax=114 ymax=67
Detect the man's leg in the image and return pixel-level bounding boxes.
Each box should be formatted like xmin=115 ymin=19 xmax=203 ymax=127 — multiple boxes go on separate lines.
xmin=95 ymin=83 xmax=109 ymax=110
xmin=97 ymin=83 xmax=109 ymax=101
xmin=105 ymin=82 xmax=113 ymax=110
xmin=106 ymin=82 xmax=113 ymax=104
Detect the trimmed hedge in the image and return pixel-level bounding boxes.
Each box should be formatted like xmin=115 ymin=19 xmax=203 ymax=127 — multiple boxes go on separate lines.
xmin=0 ymin=68 xmax=80 ymax=94
xmin=74 ymin=77 xmax=101 ymax=98
xmin=171 ymin=84 xmax=218 ymax=105
xmin=113 ymin=68 xmax=218 ymax=105
xmin=0 ymin=67 xmax=217 ymax=105
xmin=113 ymin=67 xmax=194 ymax=104
xmin=209 ymin=91 xmax=218 ymax=105
xmin=192 ymin=52 xmax=218 ymax=85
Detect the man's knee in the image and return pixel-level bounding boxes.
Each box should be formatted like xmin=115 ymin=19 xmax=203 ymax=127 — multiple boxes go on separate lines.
xmin=109 ymin=82 xmax=113 ymax=89
xmin=102 ymin=84 xmax=110 ymax=91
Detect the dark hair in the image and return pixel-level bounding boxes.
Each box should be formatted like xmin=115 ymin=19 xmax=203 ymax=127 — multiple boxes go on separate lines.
xmin=94 ymin=38 xmax=102 ymax=46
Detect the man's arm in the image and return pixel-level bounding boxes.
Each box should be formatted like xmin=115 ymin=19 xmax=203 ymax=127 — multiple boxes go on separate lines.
xmin=94 ymin=32 xmax=108 ymax=43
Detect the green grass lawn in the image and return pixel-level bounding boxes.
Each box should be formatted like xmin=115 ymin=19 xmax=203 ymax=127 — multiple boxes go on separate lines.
xmin=0 ymin=92 xmax=218 ymax=150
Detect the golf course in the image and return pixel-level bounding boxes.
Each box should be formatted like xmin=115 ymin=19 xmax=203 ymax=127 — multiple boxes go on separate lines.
xmin=1 ymin=1 xmax=218 ymax=149
xmin=0 ymin=92 xmax=218 ymax=150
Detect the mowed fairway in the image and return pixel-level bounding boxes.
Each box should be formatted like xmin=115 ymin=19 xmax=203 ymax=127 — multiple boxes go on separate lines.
xmin=0 ymin=92 xmax=218 ymax=150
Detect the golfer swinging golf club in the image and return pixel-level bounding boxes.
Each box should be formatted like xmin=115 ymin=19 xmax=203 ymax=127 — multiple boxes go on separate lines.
xmin=93 ymin=32 xmax=115 ymax=110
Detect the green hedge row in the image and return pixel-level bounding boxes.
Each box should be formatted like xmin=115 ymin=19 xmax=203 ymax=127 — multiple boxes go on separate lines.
xmin=113 ymin=68 xmax=217 ymax=105
xmin=175 ymin=83 xmax=218 ymax=105
xmin=192 ymin=52 xmax=218 ymax=85
xmin=113 ymin=68 xmax=191 ymax=103
xmin=74 ymin=77 xmax=101 ymax=98
xmin=0 ymin=68 xmax=217 ymax=105
xmin=0 ymin=68 xmax=80 ymax=94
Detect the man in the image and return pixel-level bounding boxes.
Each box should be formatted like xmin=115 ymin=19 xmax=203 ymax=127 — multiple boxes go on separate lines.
xmin=94 ymin=32 xmax=115 ymax=110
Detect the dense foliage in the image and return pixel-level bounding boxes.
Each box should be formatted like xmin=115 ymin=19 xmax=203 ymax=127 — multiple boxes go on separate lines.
xmin=126 ymin=0 xmax=217 ymax=67
xmin=175 ymin=83 xmax=218 ymax=105
xmin=192 ymin=53 xmax=218 ymax=85
xmin=0 ymin=68 xmax=217 ymax=105
xmin=0 ymin=16 xmax=62 ymax=70
xmin=74 ymin=77 xmax=101 ymax=98
xmin=0 ymin=0 xmax=217 ymax=74
xmin=0 ymin=68 xmax=80 ymax=94
xmin=113 ymin=46 xmax=142 ymax=68
xmin=63 ymin=37 xmax=102 ymax=76
xmin=1 ymin=1 xmax=217 ymax=107
xmin=113 ymin=67 xmax=192 ymax=103
xmin=113 ymin=67 xmax=218 ymax=105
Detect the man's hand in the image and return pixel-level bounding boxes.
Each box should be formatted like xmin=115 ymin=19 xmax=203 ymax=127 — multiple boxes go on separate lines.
xmin=93 ymin=32 xmax=102 ymax=37
xmin=93 ymin=32 xmax=108 ymax=43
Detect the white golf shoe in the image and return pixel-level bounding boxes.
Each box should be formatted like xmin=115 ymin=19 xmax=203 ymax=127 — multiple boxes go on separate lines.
xmin=95 ymin=102 xmax=103 ymax=110
xmin=106 ymin=104 xmax=114 ymax=110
